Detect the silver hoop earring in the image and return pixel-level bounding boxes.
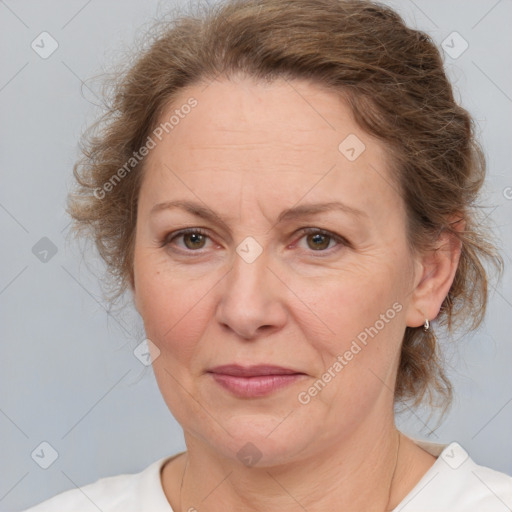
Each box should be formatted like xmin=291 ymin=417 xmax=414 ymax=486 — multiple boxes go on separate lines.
xmin=423 ymin=319 xmax=430 ymax=331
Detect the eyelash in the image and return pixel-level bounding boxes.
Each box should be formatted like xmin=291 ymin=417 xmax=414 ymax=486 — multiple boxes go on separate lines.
xmin=161 ymin=227 xmax=349 ymax=256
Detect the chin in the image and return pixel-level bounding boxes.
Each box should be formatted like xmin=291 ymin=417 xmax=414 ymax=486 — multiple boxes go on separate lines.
xmin=190 ymin=412 xmax=319 ymax=468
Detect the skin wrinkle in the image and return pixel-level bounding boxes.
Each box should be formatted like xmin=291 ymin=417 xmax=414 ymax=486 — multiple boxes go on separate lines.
xmin=132 ymin=77 xmax=460 ymax=512
xmin=148 ymin=199 xmax=373 ymax=254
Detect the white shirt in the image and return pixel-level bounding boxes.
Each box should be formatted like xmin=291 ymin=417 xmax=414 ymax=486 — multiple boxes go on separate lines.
xmin=22 ymin=439 xmax=512 ymax=511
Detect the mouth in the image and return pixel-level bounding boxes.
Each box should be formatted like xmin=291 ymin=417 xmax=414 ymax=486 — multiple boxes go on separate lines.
xmin=208 ymin=364 xmax=304 ymax=377
xmin=207 ymin=364 xmax=306 ymax=398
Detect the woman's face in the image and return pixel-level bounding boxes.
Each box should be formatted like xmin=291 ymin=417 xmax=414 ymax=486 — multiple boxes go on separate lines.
xmin=133 ymin=77 xmax=424 ymax=465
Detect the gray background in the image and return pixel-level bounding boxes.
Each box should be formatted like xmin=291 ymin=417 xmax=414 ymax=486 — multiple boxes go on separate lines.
xmin=1 ymin=0 xmax=511 ymax=510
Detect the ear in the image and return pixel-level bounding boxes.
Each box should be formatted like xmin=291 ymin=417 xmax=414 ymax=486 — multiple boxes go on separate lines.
xmin=405 ymin=218 xmax=465 ymax=328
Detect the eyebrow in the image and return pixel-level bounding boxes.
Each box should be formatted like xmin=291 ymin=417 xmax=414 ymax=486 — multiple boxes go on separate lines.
xmin=149 ymin=200 xmax=368 ymax=227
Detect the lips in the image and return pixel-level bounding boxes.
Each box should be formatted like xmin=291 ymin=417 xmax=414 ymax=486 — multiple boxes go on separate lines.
xmin=207 ymin=364 xmax=306 ymax=398
xmin=208 ymin=364 xmax=303 ymax=377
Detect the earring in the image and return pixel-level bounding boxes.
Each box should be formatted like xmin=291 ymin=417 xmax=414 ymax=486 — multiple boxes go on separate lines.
xmin=423 ymin=318 xmax=430 ymax=331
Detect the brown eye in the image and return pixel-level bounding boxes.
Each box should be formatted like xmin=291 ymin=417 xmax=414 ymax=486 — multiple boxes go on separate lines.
xmin=295 ymin=228 xmax=348 ymax=255
xmin=306 ymin=232 xmax=332 ymax=250
xmin=162 ymin=228 xmax=212 ymax=252
xmin=183 ymin=232 xmax=207 ymax=250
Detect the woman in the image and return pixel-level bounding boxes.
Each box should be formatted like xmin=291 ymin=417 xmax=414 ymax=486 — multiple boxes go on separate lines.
xmin=24 ymin=0 xmax=511 ymax=510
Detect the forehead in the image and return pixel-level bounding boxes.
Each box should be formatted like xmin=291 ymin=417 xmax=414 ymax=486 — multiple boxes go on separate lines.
xmin=155 ymin=77 xmax=363 ymax=160
xmin=140 ymin=77 xmax=403 ymax=228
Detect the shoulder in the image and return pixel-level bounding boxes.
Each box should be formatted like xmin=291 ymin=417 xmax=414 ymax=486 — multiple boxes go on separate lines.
xmin=396 ymin=441 xmax=512 ymax=512
xmin=21 ymin=456 xmax=176 ymax=512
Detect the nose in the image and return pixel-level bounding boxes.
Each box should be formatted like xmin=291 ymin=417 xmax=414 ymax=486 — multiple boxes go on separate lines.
xmin=215 ymin=247 xmax=288 ymax=340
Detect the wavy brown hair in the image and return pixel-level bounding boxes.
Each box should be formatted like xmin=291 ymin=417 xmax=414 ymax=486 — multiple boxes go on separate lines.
xmin=67 ymin=0 xmax=503 ymax=411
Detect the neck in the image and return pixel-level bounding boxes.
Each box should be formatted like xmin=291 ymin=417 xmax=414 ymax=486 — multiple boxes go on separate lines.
xmin=176 ymin=421 xmax=405 ymax=512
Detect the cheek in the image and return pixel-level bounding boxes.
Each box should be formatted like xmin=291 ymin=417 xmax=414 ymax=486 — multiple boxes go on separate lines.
xmin=295 ymin=262 xmax=406 ymax=387
xmin=133 ymin=255 xmax=212 ymax=358
xmin=298 ymin=276 xmax=405 ymax=411
xmin=302 ymin=266 xmax=399 ymax=338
